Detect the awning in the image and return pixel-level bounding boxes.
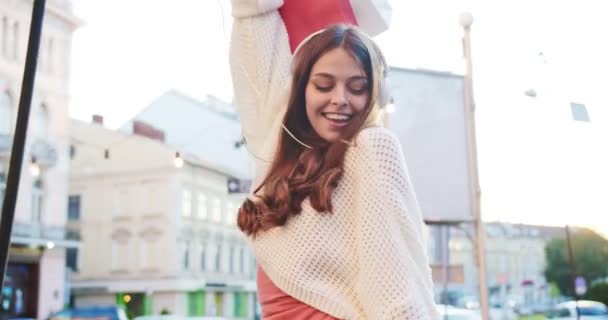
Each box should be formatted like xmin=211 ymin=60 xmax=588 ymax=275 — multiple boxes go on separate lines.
xmin=11 ymin=236 xmax=80 ymax=249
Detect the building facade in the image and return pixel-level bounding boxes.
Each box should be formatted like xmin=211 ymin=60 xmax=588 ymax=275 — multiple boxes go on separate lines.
xmin=446 ymin=222 xmax=563 ymax=309
xmin=0 ymin=0 xmax=80 ymax=319
xmin=69 ymin=116 xmax=257 ymax=319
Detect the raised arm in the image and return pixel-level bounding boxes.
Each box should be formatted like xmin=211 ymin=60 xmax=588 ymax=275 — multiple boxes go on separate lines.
xmin=229 ymin=0 xmax=392 ymax=172
xmin=229 ymin=0 xmax=292 ymax=156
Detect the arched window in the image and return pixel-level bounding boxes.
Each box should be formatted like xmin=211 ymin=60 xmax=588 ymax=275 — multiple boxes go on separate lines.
xmin=12 ymin=21 xmax=18 ymax=60
xmin=31 ymin=178 xmax=43 ymax=223
xmin=34 ymin=103 xmax=49 ymax=138
xmin=47 ymin=37 xmax=54 ymax=72
xmin=2 ymin=17 xmax=8 ymax=57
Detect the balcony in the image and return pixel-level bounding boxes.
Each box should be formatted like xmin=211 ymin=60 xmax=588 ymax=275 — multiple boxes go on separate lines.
xmin=30 ymin=138 xmax=58 ymax=167
xmin=11 ymin=222 xmax=80 ymax=249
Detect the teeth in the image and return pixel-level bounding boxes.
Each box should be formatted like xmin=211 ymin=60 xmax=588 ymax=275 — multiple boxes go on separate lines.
xmin=324 ymin=113 xmax=351 ymax=121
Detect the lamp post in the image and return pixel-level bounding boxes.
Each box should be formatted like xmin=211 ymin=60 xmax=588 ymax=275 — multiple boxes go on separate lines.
xmin=459 ymin=12 xmax=491 ymax=320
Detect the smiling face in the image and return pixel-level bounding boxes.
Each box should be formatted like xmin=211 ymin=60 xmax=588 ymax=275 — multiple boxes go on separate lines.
xmin=305 ymin=47 xmax=370 ymax=143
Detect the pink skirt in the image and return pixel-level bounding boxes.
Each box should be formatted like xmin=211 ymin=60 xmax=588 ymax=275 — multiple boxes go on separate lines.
xmin=257 ymin=265 xmax=339 ymax=320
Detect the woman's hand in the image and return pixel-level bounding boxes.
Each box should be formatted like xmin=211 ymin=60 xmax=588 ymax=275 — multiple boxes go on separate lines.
xmin=279 ymin=0 xmax=357 ymax=52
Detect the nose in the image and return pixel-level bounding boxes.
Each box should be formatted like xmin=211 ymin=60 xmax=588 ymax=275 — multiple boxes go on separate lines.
xmin=330 ymin=85 xmax=348 ymax=108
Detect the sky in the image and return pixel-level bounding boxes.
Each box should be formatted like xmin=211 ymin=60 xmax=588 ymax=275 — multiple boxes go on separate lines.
xmin=68 ymin=0 xmax=608 ymax=235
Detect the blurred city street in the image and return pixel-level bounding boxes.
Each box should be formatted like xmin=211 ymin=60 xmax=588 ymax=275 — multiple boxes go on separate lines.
xmin=0 ymin=1 xmax=607 ymax=320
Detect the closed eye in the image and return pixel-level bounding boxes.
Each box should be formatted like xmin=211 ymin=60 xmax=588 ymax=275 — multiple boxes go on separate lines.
xmin=349 ymin=86 xmax=368 ymax=95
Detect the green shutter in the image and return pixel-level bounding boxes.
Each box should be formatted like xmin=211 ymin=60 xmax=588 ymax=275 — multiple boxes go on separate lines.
xmin=187 ymin=292 xmax=197 ymax=316
xmin=116 ymin=293 xmax=126 ymax=309
xmin=143 ymin=295 xmax=153 ymax=315
xmin=197 ymin=292 xmax=206 ymax=316
xmin=234 ymin=292 xmax=248 ymax=317
xmin=187 ymin=291 xmax=206 ymax=316
xmin=233 ymin=292 xmax=240 ymax=317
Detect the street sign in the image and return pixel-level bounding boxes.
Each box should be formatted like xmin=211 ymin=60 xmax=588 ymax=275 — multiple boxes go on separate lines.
xmin=575 ymin=276 xmax=587 ymax=296
xmin=498 ymin=273 xmax=508 ymax=285
xmin=227 ymin=177 xmax=252 ymax=194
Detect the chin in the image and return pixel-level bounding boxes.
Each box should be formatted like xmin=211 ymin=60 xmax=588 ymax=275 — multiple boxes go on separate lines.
xmin=320 ymin=133 xmax=342 ymax=143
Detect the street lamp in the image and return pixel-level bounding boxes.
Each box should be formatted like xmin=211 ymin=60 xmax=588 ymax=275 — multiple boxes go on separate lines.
xmin=30 ymin=156 xmax=40 ymax=177
xmin=459 ymin=12 xmax=474 ymax=29
xmin=174 ymin=152 xmax=184 ymax=168
xmin=459 ymin=11 xmax=491 ymax=320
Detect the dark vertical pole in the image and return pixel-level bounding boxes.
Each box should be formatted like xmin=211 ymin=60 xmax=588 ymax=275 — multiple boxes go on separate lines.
xmin=565 ymin=225 xmax=580 ymax=320
xmin=0 ymin=0 xmax=46 ymax=290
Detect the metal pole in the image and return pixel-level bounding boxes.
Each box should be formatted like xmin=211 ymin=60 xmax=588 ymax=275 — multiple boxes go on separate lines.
xmin=565 ymin=225 xmax=580 ymax=320
xmin=0 ymin=0 xmax=46 ymax=289
xmin=460 ymin=12 xmax=491 ymax=320
xmin=442 ymin=225 xmax=450 ymax=320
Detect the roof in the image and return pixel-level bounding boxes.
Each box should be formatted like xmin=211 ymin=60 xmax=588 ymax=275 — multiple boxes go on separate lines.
xmin=71 ymin=118 xmax=244 ymax=179
xmin=119 ymin=90 xmax=252 ymax=179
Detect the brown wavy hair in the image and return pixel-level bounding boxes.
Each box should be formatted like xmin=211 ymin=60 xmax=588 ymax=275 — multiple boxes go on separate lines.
xmin=238 ymin=24 xmax=388 ymax=236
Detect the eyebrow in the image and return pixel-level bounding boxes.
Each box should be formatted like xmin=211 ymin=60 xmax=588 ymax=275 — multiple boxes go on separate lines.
xmin=311 ymin=73 xmax=367 ymax=81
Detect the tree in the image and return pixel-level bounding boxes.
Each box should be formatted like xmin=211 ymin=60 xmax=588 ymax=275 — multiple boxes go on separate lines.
xmin=584 ymin=282 xmax=608 ymax=305
xmin=544 ymin=228 xmax=608 ymax=297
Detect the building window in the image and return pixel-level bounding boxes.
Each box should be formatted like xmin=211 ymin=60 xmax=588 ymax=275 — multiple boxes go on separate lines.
xmin=139 ymin=241 xmax=150 ymax=270
xmin=0 ymin=91 xmax=11 ymax=134
xmin=239 ymin=247 xmax=245 ymax=274
xmin=215 ymin=244 xmax=222 ymax=272
xmin=110 ymin=231 xmax=132 ymax=272
xmin=47 ymin=38 xmax=54 ymax=73
xmin=111 ymin=241 xmax=119 ymax=270
xmin=2 ymin=17 xmax=8 ymax=57
xmin=182 ymin=189 xmax=192 ymax=217
xmin=212 ymin=197 xmax=221 ymax=223
xmin=66 ymin=248 xmax=78 ymax=272
xmin=34 ymin=103 xmax=49 ymax=138
xmin=226 ymin=202 xmax=236 ymax=226
xmin=31 ymin=179 xmax=43 ymax=223
xmin=200 ymin=243 xmax=206 ymax=271
xmin=113 ymin=185 xmax=132 ymax=217
xmin=12 ymin=21 xmax=18 ymax=60
xmin=229 ymin=246 xmax=234 ymax=274
xmin=183 ymin=242 xmax=190 ymax=271
xmin=197 ymin=192 xmax=207 ymax=220
xmin=67 ymin=195 xmax=81 ymax=221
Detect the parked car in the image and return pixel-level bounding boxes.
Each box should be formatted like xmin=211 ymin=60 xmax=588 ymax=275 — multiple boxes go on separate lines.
xmin=134 ymin=316 xmax=228 ymax=320
xmin=546 ymin=300 xmax=608 ymax=319
xmin=437 ymin=304 xmax=482 ymax=320
xmin=50 ymin=306 xmax=128 ymax=320
xmin=489 ymin=304 xmax=518 ymax=320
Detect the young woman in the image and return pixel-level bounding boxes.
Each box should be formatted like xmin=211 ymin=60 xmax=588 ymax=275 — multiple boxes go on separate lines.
xmin=230 ymin=2 xmax=439 ymax=319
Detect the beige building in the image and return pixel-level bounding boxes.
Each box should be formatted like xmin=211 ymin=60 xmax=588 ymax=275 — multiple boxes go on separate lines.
xmin=0 ymin=0 xmax=80 ymax=319
xmin=446 ymin=222 xmax=563 ymax=308
xmin=69 ymin=117 xmax=257 ymax=318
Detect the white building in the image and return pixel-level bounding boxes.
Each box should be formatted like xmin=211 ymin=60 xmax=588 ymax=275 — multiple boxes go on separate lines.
xmin=69 ymin=92 xmax=257 ymax=319
xmin=0 ymin=0 xmax=80 ymax=319
xmin=447 ymin=222 xmax=563 ymax=308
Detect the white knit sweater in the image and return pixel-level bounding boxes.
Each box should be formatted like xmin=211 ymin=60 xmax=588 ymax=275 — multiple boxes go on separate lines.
xmin=230 ymin=1 xmax=439 ymax=319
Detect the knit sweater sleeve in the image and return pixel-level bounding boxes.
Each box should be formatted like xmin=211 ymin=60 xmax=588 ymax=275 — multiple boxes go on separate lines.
xmin=352 ymin=128 xmax=440 ymax=320
xmin=229 ymin=0 xmax=292 ymax=157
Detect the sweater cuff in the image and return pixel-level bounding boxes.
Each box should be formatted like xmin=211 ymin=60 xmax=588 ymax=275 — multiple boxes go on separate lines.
xmin=231 ymin=0 xmax=284 ymax=18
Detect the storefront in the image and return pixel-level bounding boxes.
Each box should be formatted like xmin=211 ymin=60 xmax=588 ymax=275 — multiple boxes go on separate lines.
xmin=1 ymin=246 xmax=42 ymax=320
